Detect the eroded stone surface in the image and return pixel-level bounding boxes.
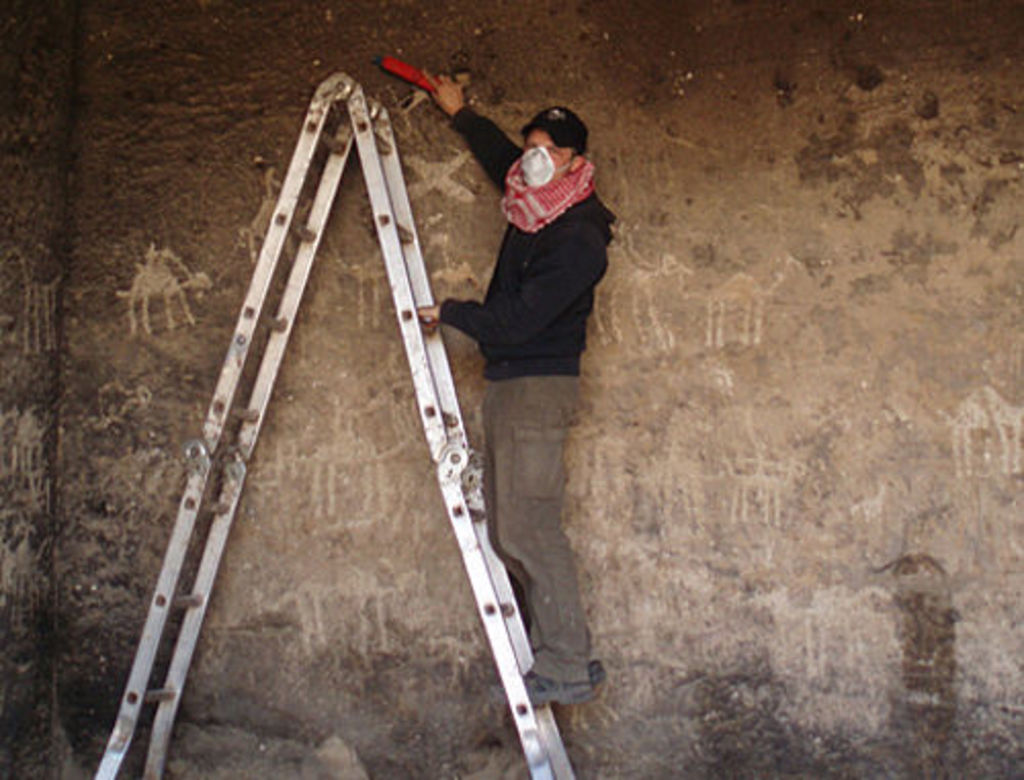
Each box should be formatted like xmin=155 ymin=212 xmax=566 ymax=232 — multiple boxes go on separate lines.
xmin=2 ymin=0 xmax=1021 ymax=777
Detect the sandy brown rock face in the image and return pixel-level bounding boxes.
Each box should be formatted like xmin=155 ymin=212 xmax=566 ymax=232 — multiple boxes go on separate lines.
xmin=2 ymin=0 xmax=1021 ymax=777
xmin=0 ymin=2 xmax=75 ymax=777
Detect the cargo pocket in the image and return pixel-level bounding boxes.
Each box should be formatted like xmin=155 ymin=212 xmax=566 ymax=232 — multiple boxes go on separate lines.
xmin=513 ymin=425 xmax=566 ymax=501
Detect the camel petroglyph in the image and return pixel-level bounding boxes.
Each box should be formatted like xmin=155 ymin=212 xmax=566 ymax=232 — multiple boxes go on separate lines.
xmin=705 ymin=254 xmax=799 ymax=349
xmin=0 ymin=406 xmax=48 ymax=511
xmin=238 ymin=167 xmax=281 ymax=264
xmin=117 ymin=244 xmax=212 ymax=336
xmin=7 ymin=245 xmax=58 ymax=354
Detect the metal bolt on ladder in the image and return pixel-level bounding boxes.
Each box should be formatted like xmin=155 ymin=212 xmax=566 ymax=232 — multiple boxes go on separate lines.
xmin=95 ymin=72 xmax=575 ymax=780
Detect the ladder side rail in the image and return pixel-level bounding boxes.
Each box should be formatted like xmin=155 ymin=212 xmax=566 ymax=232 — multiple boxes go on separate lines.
xmin=470 ymin=525 xmax=575 ymax=778
xmin=369 ymin=105 xmax=541 ymax=685
xmin=533 ymin=707 xmax=574 ymax=780
xmin=143 ymin=133 xmax=354 ymax=778
xmin=96 ymin=114 xmax=322 ymax=779
xmin=97 ymin=72 xmax=356 ymax=780
xmin=474 ymin=528 xmax=532 ymax=668
xmin=435 ymin=461 xmax=554 ymax=780
xmin=200 ymin=79 xmax=349 ymax=449
xmin=236 ymin=128 xmax=354 ymax=458
xmin=355 ymin=93 xmax=557 ymax=777
xmin=97 ymin=121 xmax=321 ymax=780
xmin=372 ymin=145 xmax=542 ymax=680
xmin=370 ymin=106 xmax=469 ymax=440
xmin=372 ymin=103 xmax=574 ymax=779
xmin=142 ymin=459 xmax=247 ymax=779
xmin=373 ymin=129 xmax=535 ymax=666
xmin=347 ymin=88 xmax=447 ymax=460
xmin=95 ymin=464 xmax=210 ymax=780
xmin=372 ymin=115 xmax=531 ymax=661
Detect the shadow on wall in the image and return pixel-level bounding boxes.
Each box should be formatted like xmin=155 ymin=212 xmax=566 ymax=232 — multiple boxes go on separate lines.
xmin=881 ymin=553 xmax=957 ymax=776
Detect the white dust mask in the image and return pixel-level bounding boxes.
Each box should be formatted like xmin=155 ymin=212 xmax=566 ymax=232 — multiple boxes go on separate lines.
xmin=521 ymin=146 xmax=564 ymax=188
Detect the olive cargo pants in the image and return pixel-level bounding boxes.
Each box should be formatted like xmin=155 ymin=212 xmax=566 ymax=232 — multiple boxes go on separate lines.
xmin=482 ymin=375 xmax=591 ymax=682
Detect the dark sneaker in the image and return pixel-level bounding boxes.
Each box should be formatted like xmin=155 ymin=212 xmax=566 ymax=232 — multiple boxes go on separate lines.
xmin=524 ymin=671 xmax=598 ymax=707
xmin=489 ymin=659 xmax=607 ymax=706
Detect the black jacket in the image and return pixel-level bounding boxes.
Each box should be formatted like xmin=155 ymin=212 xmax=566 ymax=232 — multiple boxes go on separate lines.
xmin=439 ymin=108 xmax=615 ymax=380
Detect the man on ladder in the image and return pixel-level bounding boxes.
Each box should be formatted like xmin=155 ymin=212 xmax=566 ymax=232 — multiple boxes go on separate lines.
xmin=418 ymin=75 xmax=614 ymax=707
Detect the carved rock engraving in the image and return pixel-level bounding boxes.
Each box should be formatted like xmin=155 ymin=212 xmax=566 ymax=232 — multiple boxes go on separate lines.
xmin=0 ymin=407 xmax=49 ymax=512
xmin=237 ymin=167 xmax=280 ymax=264
xmin=116 ymin=244 xmax=212 ymax=336
xmin=951 ymin=386 xmax=1022 ymax=479
xmin=406 ymin=151 xmax=475 ymax=204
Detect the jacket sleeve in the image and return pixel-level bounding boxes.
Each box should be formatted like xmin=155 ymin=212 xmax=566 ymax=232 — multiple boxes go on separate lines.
xmin=452 ymin=108 xmax=522 ymax=190
xmin=440 ymin=226 xmax=607 ymax=345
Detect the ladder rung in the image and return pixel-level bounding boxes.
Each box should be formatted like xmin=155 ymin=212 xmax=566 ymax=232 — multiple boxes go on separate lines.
xmin=144 ymin=688 xmax=177 ymax=704
xmin=322 ymin=132 xmax=347 ymax=154
xmin=292 ymin=224 xmax=317 ymax=243
xmin=233 ymin=407 xmax=260 ymax=423
xmin=174 ymin=594 xmax=204 ymax=609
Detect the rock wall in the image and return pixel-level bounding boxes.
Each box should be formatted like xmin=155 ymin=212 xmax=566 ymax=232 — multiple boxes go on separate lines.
xmin=0 ymin=2 xmax=75 ymax=776
xmin=46 ymin=0 xmax=1024 ymax=777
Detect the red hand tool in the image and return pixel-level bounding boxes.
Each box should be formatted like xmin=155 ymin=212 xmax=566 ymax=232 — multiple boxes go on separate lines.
xmin=373 ymin=56 xmax=436 ymax=93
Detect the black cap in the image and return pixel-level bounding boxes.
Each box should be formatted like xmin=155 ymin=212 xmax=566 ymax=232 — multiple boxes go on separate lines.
xmin=521 ymin=106 xmax=588 ymax=155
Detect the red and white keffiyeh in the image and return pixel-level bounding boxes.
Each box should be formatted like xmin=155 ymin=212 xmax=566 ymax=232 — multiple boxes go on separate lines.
xmin=500 ymin=156 xmax=595 ymax=233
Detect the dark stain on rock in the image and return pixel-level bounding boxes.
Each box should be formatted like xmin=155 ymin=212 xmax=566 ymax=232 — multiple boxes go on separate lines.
xmin=694 ymin=667 xmax=791 ymax=775
xmin=794 ymin=111 xmax=859 ymax=184
xmin=972 ymin=178 xmax=1010 ymax=218
xmin=809 ymin=305 xmax=852 ymax=357
xmin=915 ymin=90 xmax=940 ymax=120
xmin=773 ymin=70 xmax=795 ymax=108
xmin=795 ymin=118 xmax=924 ymax=205
xmin=690 ymin=242 xmax=741 ymax=274
xmin=871 ymin=121 xmax=925 ymax=196
xmin=881 ymin=553 xmax=958 ymax=778
xmin=883 ymin=228 xmax=958 ymax=283
xmin=691 ymin=242 xmax=717 ymax=269
xmin=969 ymin=178 xmax=1019 ymax=248
xmin=850 ymin=272 xmax=894 ymax=298
xmin=855 ymin=64 xmax=885 ymax=91
xmin=939 ymin=162 xmax=966 ymax=184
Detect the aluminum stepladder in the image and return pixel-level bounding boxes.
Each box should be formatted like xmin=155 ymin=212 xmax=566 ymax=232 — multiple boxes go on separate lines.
xmin=96 ymin=72 xmax=574 ymax=780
